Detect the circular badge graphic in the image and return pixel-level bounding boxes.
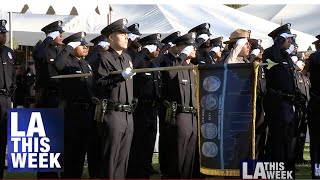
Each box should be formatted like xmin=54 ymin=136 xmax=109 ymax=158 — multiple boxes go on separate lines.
xmin=201 ymin=94 xmax=218 ymax=110
xmin=203 ymin=76 xmax=221 ymax=92
xmin=201 ymin=123 xmax=218 ymax=139
xmin=202 ymin=142 xmax=218 ymax=157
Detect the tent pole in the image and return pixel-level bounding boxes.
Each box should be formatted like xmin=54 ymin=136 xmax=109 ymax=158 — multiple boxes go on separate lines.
xmin=8 ymin=12 xmax=13 ymax=49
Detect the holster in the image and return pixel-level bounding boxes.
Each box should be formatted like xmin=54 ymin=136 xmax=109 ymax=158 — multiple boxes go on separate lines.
xmin=163 ymin=100 xmax=177 ymax=126
xmin=92 ymin=97 xmax=108 ymax=123
xmin=131 ymin=98 xmax=138 ymax=113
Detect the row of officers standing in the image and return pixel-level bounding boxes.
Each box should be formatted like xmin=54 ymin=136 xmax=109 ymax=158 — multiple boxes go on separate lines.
xmin=0 ymin=16 xmax=319 ymax=179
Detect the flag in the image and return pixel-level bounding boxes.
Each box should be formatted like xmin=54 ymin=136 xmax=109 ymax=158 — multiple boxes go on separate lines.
xmin=196 ymin=63 xmax=258 ymax=176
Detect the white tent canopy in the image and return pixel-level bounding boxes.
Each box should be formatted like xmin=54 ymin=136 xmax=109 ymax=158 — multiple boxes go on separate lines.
xmin=0 ymin=0 xmax=110 ymax=15
xmin=1 ymin=4 xmax=317 ymax=51
xmin=239 ymin=4 xmax=320 ymax=36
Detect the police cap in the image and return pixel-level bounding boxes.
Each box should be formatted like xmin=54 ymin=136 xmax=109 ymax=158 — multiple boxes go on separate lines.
xmin=161 ymin=31 xmax=181 ymax=44
xmin=188 ymin=23 xmax=211 ymax=36
xmin=210 ymin=36 xmax=223 ymax=48
xmin=312 ymin=34 xmax=320 ymax=44
xmin=41 ymin=20 xmax=64 ymax=34
xmin=138 ymin=33 xmax=161 ymax=47
xmin=127 ymin=23 xmax=142 ymax=36
xmin=268 ymin=23 xmax=293 ymax=39
xmin=62 ymin=31 xmax=88 ymax=45
xmin=90 ymin=35 xmax=107 ymax=46
xmin=101 ymin=18 xmax=130 ymax=37
xmin=172 ymin=32 xmax=197 ymax=47
xmin=0 ymin=19 xmax=8 ymax=33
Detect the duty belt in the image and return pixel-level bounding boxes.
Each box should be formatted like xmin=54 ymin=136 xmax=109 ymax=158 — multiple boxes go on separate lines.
xmin=177 ymin=105 xmax=197 ymax=114
xmin=268 ymin=88 xmax=295 ymax=102
xmin=107 ymin=103 xmax=132 ymax=113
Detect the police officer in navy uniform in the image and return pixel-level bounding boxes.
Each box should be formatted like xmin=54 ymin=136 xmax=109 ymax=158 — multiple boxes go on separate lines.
xmin=54 ymin=32 xmax=93 ymax=178
xmin=32 ymin=20 xmax=64 ymax=179
xmin=92 ymin=18 xmax=136 ymax=178
xmin=188 ymin=23 xmax=212 ymax=65
xmin=84 ymin=34 xmax=109 ymax=179
xmin=262 ymin=23 xmax=297 ymax=175
xmin=307 ymin=35 xmax=320 ymax=179
xmin=126 ymin=23 xmax=142 ymax=61
xmin=157 ymin=31 xmax=181 ymax=178
xmin=126 ymin=33 xmax=162 ymax=178
xmin=165 ymin=32 xmax=198 ymax=178
xmin=0 ymin=19 xmax=16 ymax=179
xmin=208 ymin=37 xmax=224 ymax=64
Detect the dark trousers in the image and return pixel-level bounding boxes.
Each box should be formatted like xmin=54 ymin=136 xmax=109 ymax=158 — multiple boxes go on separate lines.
xmin=255 ymin=98 xmax=268 ymax=159
xmin=99 ymin=111 xmax=133 ymax=178
xmin=158 ymin=105 xmax=168 ymax=176
xmin=36 ymin=93 xmax=60 ymax=179
xmin=167 ymin=113 xmax=197 ymax=178
xmin=308 ymin=97 xmax=320 ymax=179
xmin=60 ymin=104 xmax=93 ymax=179
xmin=263 ymin=95 xmax=295 ymax=175
xmin=87 ymin=114 xmax=102 ymax=179
xmin=127 ymin=104 xmax=158 ymax=178
xmin=0 ymin=96 xmax=10 ymax=179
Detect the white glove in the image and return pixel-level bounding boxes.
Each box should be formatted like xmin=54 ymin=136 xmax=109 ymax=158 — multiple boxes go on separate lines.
xmin=210 ymin=46 xmax=221 ymax=53
xmin=197 ymin=34 xmax=209 ymax=41
xmin=236 ymin=38 xmax=248 ymax=47
xmin=280 ymin=32 xmax=294 ymax=39
xmin=286 ymin=44 xmax=295 ymax=54
xmin=251 ymin=49 xmax=260 ymax=56
xmin=128 ymin=33 xmax=140 ymax=41
xmin=180 ymin=45 xmax=195 ymax=56
xmin=47 ymin=31 xmax=60 ymax=39
xmin=291 ymin=56 xmax=298 ymax=63
xmin=143 ymin=45 xmax=158 ymax=53
xmin=168 ymin=42 xmax=175 ymax=47
xmin=98 ymin=41 xmax=110 ymax=48
xmin=68 ymin=42 xmax=81 ymax=49
xmin=296 ymin=60 xmax=305 ymax=71
xmin=121 ymin=67 xmax=136 ymax=80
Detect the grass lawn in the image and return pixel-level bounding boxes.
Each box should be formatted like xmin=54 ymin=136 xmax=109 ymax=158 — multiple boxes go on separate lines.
xmin=4 ymin=143 xmax=312 ymax=179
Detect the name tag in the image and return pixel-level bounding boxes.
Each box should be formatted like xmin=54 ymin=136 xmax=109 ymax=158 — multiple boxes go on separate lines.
xmin=76 ymin=71 xmax=82 ymax=73
xmin=145 ymin=73 xmax=151 ymax=76
xmin=50 ymin=59 xmax=54 ymax=62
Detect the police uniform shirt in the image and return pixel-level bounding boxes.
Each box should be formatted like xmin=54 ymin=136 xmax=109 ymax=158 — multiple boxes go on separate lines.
xmin=94 ymin=47 xmax=133 ymax=104
xmin=133 ymin=48 xmax=161 ymax=100
xmin=54 ymin=46 xmax=93 ymax=102
xmin=309 ymin=51 xmax=320 ymax=93
xmin=0 ymin=45 xmax=16 ymax=90
xmin=33 ymin=36 xmax=63 ymax=89
xmin=262 ymin=43 xmax=295 ymax=93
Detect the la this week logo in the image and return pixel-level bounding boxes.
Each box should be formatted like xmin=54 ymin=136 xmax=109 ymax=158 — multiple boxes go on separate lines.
xmin=10 ymin=111 xmax=61 ymax=169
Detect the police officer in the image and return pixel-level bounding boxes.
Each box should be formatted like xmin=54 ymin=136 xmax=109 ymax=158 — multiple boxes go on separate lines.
xmin=208 ymin=37 xmax=224 ymax=64
xmin=249 ymin=39 xmax=268 ymax=159
xmin=32 ymin=20 xmax=64 ymax=179
xmin=188 ymin=23 xmax=212 ymax=65
xmin=93 ymin=18 xmax=136 ymax=178
xmin=127 ymin=33 xmax=162 ymax=178
xmin=307 ymin=35 xmax=320 ymax=179
xmin=157 ymin=31 xmax=181 ymax=178
xmin=84 ymin=34 xmax=109 ymax=179
xmin=126 ymin=23 xmax=142 ymax=61
xmin=262 ymin=23 xmax=297 ymax=175
xmin=0 ymin=19 xmax=16 ymax=179
xmin=294 ymin=58 xmax=310 ymax=164
xmin=165 ymin=32 xmax=197 ymax=178
xmin=54 ymin=32 xmax=92 ymax=178
xmin=224 ymin=29 xmax=255 ymax=64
